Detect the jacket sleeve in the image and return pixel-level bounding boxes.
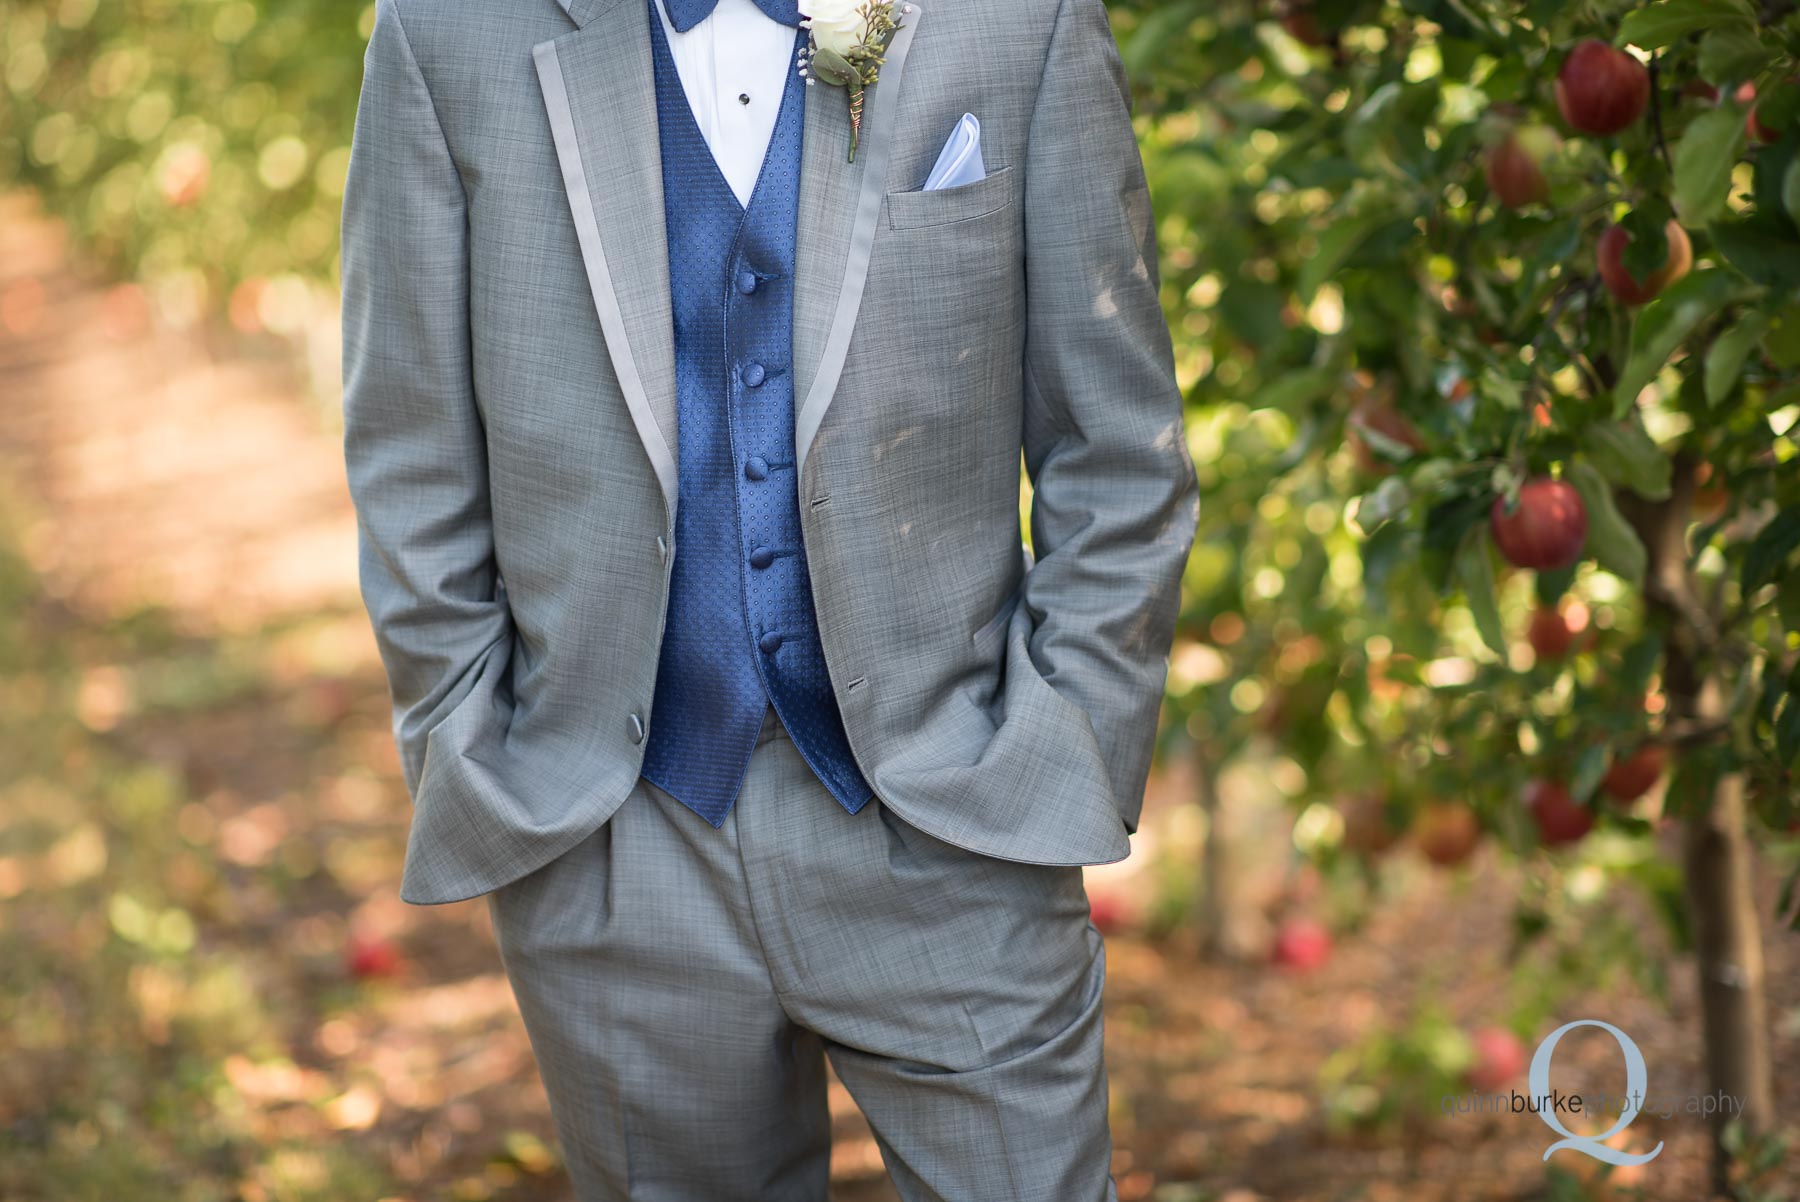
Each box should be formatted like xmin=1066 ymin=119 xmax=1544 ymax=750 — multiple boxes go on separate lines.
xmin=340 ymin=0 xmax=512 ymax=799
xmin=1017 ymin=0 xmax=1199 ymax=834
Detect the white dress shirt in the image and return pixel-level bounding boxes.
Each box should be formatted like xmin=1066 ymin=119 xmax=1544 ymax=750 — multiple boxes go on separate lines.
xmin=652 ymin=0 xmax=798 ymax=208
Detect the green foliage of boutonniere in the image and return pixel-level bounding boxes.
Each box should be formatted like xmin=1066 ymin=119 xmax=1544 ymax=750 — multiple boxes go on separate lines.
xmin=796 ymin=0 xmax=909 ymax=162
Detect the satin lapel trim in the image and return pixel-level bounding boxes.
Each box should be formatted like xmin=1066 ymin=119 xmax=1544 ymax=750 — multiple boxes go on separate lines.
xmin=533 ymin=1 xmax=680 ymax=524
xmin=792 ymin=1 xmax=924 ymax=481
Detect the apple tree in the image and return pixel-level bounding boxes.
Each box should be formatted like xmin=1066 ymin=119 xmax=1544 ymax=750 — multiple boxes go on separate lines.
xmin=1121 ymin=0 xmax=1798 ymax=1188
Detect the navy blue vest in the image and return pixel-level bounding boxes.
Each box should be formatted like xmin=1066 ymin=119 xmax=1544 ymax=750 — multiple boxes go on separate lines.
xmin=640 ymin=6 xmax=874 ymax=826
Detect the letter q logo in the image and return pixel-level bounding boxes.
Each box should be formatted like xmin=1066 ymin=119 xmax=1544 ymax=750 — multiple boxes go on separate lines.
xmin=1531 ymin=1019 xmax=1664 ymax=1166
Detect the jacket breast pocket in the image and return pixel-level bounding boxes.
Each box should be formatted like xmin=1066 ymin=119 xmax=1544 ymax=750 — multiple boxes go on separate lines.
xmin=885 ymin=164 xmax=1017 ymax=231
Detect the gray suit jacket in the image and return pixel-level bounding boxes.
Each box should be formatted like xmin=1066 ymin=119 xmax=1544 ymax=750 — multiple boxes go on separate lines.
xmin=341 ymin=0 xmax=1199 ymax=905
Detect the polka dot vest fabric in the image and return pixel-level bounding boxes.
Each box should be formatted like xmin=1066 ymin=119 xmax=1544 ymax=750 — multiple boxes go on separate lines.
xmin=638 ymin=3 xmax=874 ymax=827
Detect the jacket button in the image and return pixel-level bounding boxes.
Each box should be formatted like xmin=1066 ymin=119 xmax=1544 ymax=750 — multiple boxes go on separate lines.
xmin=740 ymin=361 xmax=766 ymax=388
xmin=749 ymin=546 xmax=774 ymax=570
xmin=744 ymin=455 xmax=768 ymax=481
xmin=629 ymin=713 xmax=646 ymax=744
xmin=759 ymin=630 xmax=784 ymax=654
xmin=736 ymin=269 xmax=759 ymax=294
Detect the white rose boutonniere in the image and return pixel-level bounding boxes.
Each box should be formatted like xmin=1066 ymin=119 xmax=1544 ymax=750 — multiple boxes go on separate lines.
xmin=796 ymin=0 xmax=910 ymax=162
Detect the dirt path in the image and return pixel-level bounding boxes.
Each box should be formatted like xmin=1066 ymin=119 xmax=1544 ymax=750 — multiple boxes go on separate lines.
xmin=0 ymin=193 xmax=362 ymax=632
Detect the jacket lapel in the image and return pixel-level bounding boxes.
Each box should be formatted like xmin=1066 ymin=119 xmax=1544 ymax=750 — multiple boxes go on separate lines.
xmin=792 ymin=1 xmax=924 ymax=480
xmin=535 ymin=0 xmax=924 ymax=505
xmin=534 ymin=0 xmax=680 ymax=523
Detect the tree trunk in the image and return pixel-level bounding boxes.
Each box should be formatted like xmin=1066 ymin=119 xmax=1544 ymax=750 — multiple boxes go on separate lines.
xmin=1194 ymin=741 xmax=1228 ymax=959
xmin=1623 ymin=461 xmax=1774 ymax=1194
xmin=1681 ymin=760 xmax=1774 ymax=1191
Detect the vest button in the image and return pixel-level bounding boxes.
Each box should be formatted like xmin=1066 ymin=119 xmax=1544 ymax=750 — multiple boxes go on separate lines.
xmin=740 ymin=361 xmax=767 ymax=388
xmin=749 ymin=546 xmax=775 ymax=569
xmin=744 ymin=455 xmax=768 ymax=481
xmin=759 ymin=630 xmax=784 ymax=654
xmin=736 ymin=269 xmax=759 ymax=295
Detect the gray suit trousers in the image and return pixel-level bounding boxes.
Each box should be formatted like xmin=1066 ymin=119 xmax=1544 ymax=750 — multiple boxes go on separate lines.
xmin=486 ymin=705 xmax=1118 ymax=1201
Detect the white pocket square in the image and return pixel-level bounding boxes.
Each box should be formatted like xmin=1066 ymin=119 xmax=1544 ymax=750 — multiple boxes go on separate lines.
xmin=923 ymin=112 xmax=986 ymax=191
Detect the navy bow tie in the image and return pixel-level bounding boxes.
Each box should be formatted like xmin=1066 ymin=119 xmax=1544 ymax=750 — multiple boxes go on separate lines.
xmin=665 ymin=0 xmax=800 ymax=31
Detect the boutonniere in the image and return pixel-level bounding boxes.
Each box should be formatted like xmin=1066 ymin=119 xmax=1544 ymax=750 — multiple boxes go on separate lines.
xmin=796 ymin=0 xmax=911 ymax=163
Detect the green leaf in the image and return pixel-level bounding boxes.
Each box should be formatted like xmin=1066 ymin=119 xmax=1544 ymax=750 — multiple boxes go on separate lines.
xmin=1422 ymin=491 xmax=1491 ymax=591
xmin=1778 ymin=693 xmax=1800 ymax=769
xmin=1782 ymin=156 xmax=1800 ymax=228
xmin=1569 ymin=461 xmax=1647 ymax=585
xmin=1763 ymin=305 xmax=1800 ymax=367
xmin=1759 ymin=82 xmax=1800 ymax=136
xmin=1218 ymin=277 xmax=1286 ymax=346
xmin=1673 ymin=105 xmax=1748 ymax=227
xmin=1619 ymin=210 xmax=1672 ymax=286
xmin=1119 ymin=0 xmax=1204 ymax=75
xmin=1710 ymin=216 xmax=1800 ymax=287
xmin=808 ymin=47 xmax=856 ymax=86
xmin=1581 ymin=422 xmax=1672 ymax=500
xmin=1360 ymin=519 xmax=1411 ymax=619
xmin=1536 ymin=562 xmax=1577 ymax=605
xmin=1527 ymin=216 xmax=1584 ymax=284
xmin=1571 ymin=743 xmax=1610 ymax=804
xmin=1346 ymin=82 xmax=1405 ymax=164
xmin=1778 ymin=573 xmax=1800 ymax=634
xmin=1705 ymin=309 xmax=1772 ymax=406
xmin=1619 ymin=0 xmax=1753 ymax=50
xmin=1614 ymin=270 xmax=1750 ymax=412
xmin=1698 ymin=25 xmax=1777 ymax=87
xmin=1254 ymin=366 xmax=1339 ymax=414
xmin=1742 ymin=504 xmax=1800 ymax=592
xmin=1758 ymin=662 xmax=1788 ymax=726
xmin=1299 ymin=211 xmax=1385 ymax=300
xmin=1619 ymin=636 xmax=1664 ymax=697
xmin=1756 ymin=126 xmax=1800 ymax=234
xmin=1455 ymin=529 xmax=1507 ymax=658
xmin=1480 ymin=364 xmax=1523 ymax=411
xmin=1354 ymin=475 xmax=1412 ymax=530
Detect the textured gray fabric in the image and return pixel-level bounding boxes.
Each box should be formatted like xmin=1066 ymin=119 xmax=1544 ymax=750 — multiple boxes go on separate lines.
xmin=486 ymin=706 xmax=1119 ymax=1201
xmin=340 ymin=0 xmax=1199 ymax=906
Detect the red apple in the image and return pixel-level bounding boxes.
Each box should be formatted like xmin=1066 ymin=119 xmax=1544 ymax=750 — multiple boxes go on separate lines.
xmin=1086 ymin=890 xmax=1129 ymax=936
xmin=1739 ymin=82 xmax=1781 ymax=144
xmin=1468 ymin=1027 xmax=1529 ymax=1092
xmin=1484 ymin=126 xmax=1559 ymax=208
xmin=1527 ymin=605 xmax=1576 ymax=661
xmin=1526 ymin=779 xmax=1594 ymax=846
xmin=1597 ymin=220 xmax=1693 ymax=306
xmin=1601 ymin=744 xmax=1667 ymax=803
xmin=1491 ymin=478 xmax=1587 ymax=571
xmin=1414 ymin=802 xmax=1482 ymax=867
xmin=347 ymin=934 xmax=402 ymax=980
xmin=1555 ymin=41 xmax=1650 ymax=135
xmin=1271 ymin=917 xmax=1332 ymax=972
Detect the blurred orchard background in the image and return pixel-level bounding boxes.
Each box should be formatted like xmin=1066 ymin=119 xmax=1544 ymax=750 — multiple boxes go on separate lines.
xmin=2 ymin=0 xmax=1799 ymax=1199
